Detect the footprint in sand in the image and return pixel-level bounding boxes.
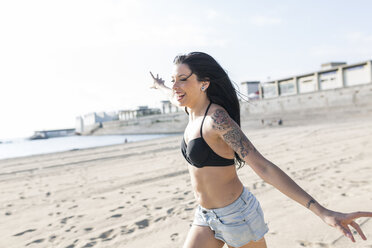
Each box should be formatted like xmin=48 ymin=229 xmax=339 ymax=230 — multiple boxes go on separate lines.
xmin=98 ymin=229 xmax=114 ymax=239
xmin=167 ymin=208 xmax=174 ymax=214
xmin=60 ymin=216 xmax=74 ymax=224
xmin=120 ymin=225 xmax=135 ymax=234
xmin=170 ymin=233 xmax=179 ymax=241
xmin=84 ymin=227 xmax=94 ymax=232
xmin=109 ymin=214 xmax=122 ymax=219
xmin=14 ymin=229 xmax=37 ymax=236
xmin=173 ymin=197 xmax=185 ymax=201
xmin=135 ymin=219 xmax=149 ymax=229
xmin=65 ymin=226 xmax=76 ymax=232
xmin=297 ymin=240 xmax=312 ymax=247
xmin=48 ymin=235 xmax=57 ymax=242
xmin=110 ymin=206 xmax=125 ymax=212
xmin=84 ymin=229 xmax=116 ymax=242
xmin=155 ymin=216 xmax=167 ymax=222
xmin=25 ymin=238 xmax=45 ymax=246
xmin=82 ymin=241 xmax=97 ymax=247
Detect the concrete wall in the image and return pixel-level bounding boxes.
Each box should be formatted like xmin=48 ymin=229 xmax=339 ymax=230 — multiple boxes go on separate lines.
xmin=241 ymin=82 xmax=372 ymax=117
xmin=90 ymin=82 xmax=372 ymax=135
xmin=93 ymin=111 xmax=188 ymax=135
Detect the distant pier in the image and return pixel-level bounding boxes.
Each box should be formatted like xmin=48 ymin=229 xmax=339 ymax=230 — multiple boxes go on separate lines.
xmin=29 ymin=129 xmax=76 ymax=140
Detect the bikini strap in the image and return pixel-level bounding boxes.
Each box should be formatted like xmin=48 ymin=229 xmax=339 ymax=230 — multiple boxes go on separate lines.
xmin=200 ymin=101 xmax=212 ymax=138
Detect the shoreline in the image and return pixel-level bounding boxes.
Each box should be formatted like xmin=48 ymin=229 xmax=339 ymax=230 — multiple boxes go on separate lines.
xmin=0 ymin=133 xmax=181 ymax=162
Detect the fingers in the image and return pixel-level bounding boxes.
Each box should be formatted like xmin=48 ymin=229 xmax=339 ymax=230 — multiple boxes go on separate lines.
xmin=149 ymin=71 xmax=155 ymax=79
xmin=348 ymin=211 xmax=372 ymax=219
xmin=149 ymin=71 xmax=163 ymax=81
xmin=335 ymin=222 xmax=355 ymax=242
xmin=350 ymin=221 xmax=367 ymax=240
xmin=344 ymin=225 xmax=355 ymax=242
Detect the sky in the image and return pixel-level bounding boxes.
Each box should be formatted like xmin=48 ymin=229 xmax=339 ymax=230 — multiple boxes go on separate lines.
xmin=1 ymin=0 xmax=372 ymax=140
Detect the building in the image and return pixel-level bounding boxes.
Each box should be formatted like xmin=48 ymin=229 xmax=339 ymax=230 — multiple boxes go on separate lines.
xmin=240 ymin=81 xmax=260 ymax=100
xmin=135 ymin=106 xmax=161 ymax=117
xmin=161 ymin=100 xmax=181 ymax=114
xmin=76 ymin=111 xmax=119 ymax=134
xmin=118 ymin=110 xmax=137 ymax=121
xmin=259 ymin=60 xmax=372 ymax=99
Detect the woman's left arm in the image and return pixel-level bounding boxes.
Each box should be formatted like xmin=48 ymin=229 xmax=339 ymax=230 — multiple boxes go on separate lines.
xmin=210 ymin=108 xmax=372 ymax=242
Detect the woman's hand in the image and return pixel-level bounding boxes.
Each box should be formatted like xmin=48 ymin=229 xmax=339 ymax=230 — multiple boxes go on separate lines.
xmin=320 ymin=209 xmax=372 ymax=242
xmin=149 ymin=71 xmax=165 ymax=89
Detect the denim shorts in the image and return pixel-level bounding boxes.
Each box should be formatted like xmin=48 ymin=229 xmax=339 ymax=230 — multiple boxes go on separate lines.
xmin=193 ymin=187 xmax=269 ymax=247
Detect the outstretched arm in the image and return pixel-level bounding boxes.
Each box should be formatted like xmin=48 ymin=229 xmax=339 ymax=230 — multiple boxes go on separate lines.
xmin=210 ymin=107 xmax=372 ymax=243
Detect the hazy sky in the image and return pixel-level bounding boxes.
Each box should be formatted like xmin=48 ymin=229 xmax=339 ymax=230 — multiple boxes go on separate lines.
xmin=1 ymin=0 xmax=371 ymax=139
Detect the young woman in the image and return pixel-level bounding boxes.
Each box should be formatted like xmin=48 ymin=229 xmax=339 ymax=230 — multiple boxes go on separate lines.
xmin=150 ymin=52 xmax=372 ymax=248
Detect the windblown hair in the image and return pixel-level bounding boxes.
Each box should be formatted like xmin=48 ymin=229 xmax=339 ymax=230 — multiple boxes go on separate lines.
xmin=173 ymin=52 xmax=245 ymax=169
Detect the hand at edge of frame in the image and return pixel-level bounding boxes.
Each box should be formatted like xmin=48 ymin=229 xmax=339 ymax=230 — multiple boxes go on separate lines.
xmin=320 ymin=209 xmax=372 ymax=242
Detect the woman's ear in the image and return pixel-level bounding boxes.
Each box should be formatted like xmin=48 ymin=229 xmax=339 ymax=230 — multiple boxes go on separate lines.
xmin=201 ymin=81 xmax=210 ymax=91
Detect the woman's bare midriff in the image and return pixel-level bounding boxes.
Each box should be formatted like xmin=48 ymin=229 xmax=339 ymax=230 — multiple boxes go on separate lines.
xmin=188 ymin=164 xmax=244 ymax=209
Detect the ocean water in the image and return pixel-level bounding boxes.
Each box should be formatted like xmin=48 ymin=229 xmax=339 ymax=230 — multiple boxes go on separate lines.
xmin=0 ymin=134 xmax=176 ymax=160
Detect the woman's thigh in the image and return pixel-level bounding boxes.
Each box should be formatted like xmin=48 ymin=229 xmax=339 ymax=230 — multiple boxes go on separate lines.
xmin=183 ymin=225 xmax=225 ymax=248
xmin=227 ymin=237 xmax=267 ymax=248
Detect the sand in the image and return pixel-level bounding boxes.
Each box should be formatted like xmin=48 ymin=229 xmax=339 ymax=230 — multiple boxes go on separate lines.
xmin=0 ymin=114 xmax=372 ymax=248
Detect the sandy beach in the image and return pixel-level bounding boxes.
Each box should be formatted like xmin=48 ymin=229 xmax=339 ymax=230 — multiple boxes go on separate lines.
xmin=1 ymin=113 xmax=372 ymax=248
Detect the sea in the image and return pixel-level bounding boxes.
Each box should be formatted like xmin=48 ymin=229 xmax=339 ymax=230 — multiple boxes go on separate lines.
xmin=0 ymin=134 xmax=177 ymax=160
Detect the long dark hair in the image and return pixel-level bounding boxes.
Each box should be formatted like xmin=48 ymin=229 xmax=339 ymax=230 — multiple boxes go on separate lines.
xmin=173 ymin=52 xmax=245 ymax=169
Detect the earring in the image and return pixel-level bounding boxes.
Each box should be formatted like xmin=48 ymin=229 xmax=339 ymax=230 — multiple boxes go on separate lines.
xmin=201 ymin=86 xmax=205 ymax=91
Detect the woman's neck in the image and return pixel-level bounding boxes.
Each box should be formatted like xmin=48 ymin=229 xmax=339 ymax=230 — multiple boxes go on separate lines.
xmin=187 ymin=98 xmax=211 ymax=121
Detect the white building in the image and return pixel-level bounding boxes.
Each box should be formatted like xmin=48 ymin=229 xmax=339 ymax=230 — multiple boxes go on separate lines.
xmin=161 ymin=100 xmax=181 ymax=114
xmin=75 ymin=111 xmax=119 ymax=134
xmin=260 ymin=60 xmax=372 ymax=99
xmin=240 ymin=81 xmax=260 ymax=100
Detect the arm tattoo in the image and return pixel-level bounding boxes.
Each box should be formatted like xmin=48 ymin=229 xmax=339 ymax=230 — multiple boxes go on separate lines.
xmin=211 ymin=109 xmax=231 ymax=131
xmin=306 ymin=199 xmax=316 ymax=209
xmin=211 ymin=109 xmax=256 ymax=159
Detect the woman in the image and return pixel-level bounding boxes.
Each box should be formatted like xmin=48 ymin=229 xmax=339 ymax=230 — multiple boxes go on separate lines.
xmin=150 ymin=52 xmax=372 ymax=248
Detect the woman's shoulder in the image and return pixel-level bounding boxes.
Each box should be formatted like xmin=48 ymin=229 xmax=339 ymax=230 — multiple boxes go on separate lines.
xmin=209 ymin=102 xmax=227 ymax=113
xmin=208 ymin=103 xmax=230 ymax=119
xmin=205 ymin=103 xmax=232 ymax=131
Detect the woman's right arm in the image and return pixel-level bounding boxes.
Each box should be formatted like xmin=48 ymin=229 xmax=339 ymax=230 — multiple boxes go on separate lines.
xmin=149 ymin=71 xmax=179 ymax=106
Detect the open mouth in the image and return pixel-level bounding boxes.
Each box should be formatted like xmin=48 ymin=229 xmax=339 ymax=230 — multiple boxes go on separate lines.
xmin=176 ymin=94 xmax=186 ymax=101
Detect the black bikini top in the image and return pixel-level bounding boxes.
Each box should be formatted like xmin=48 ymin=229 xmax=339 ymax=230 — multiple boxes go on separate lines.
xmin=181 ymin=102 xmax=235 ymax=168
